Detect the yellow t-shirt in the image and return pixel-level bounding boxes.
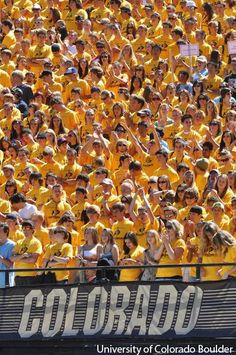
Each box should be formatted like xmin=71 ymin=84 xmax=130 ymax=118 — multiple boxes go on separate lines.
xmin=201 ymin=248 xmax=222 ymax=281
xmin=111 ymin=219 xmax=134 ymax=251
xmin=119 ymin=245 xmax=145 ymax=281
xmin=43 ymin=200 xmax=71 ymax=226
xmin=219 ymin=245 xmax=236 ymax=278
xmin=13 ymin=236 xmax=42 ymax=277
xmin=43 ymin=242 xmax=73 ymax=281
xmin=133 ymin=218 xmax=160 ymax=248
xmin=157 ymin=238 xmax=186 ymax=278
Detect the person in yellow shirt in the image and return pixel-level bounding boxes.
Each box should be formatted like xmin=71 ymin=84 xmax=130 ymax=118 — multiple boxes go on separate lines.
xmin=199 ymin=221 xmax=222 ymax=281
xmin=212 ymin=231 xmax=236 ymax=279
xmin=60 ymin=147 xmax=82 ymax=196
xmin=111 ymin=202 xmax=134 ymax=251
xmin=36 ymin=69 xmax=63 ymax=97
xmin=0 ymin=20 xmax=16 ymax=49
xmin=14 ymin=148 xmax=39 ymax=183
xmin=49 ymin=97 xmax=78 ymax=130
xmin=129 ymin=187 xmax=160 ymax=247
xmin=40 ymin=146 xmax=63 ymax=179
xmin=175 ymin=114 xmax=202 ymax=147
xmin=41 ymin=226 xmax=73 ymax=284
xmin=94 ymin=178 xmax=120 ymax=226
xmin=194 ymin=158 xmax=209 ymax=196
xmin=144 ymin=44 xmax=162 ymax=78
xmin=79 ymin=205 xmax=105 ymax=245
xmin=71 ymin=187 xmax=89 ymax=231
xmin=153 ymin=149 xmax=179 ymax=185
xmin=203 ymin=61 xmax=223 ymax=99
xmin=211 ymin=202 xmax=231 ymax=231
xmin=147 ymin=12 xmax=162 ymax=40
xmin=5 ymin=213 xmax=24 ymax=243
xmin=10 ymin=220 xmax=42 ymax=285
xmin=63 ymin=67 xmax=90 ymax=103
xmin=26 ymin=171 xmax=48 ymax=207
xmin=0 ymin=49 xmax=15 ymax=75
xmin=119 ymin=232 xmax=144 ymax=282
xmin=128 ymin=156 xmax=150 ymax=188
xmin=168 ymin=137 xmax=193 ymax=171
xmin=57 ymin=212 xmax=81 ymax=256
xmin=156 ymin=219 xmax=186 ymax=279
xmin=31 ymin=212 xmax=50 ymax=249
xmin=43 ymin=184 xmax=71 ymax=226
xmin=178 ymin=188 xmax=200 ymax=223
xmin=28 ymin=29 xmax=52 ymax=77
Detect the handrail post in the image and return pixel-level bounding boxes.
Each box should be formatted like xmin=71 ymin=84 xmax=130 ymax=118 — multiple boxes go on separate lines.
xmin=5 ymin=269 xmax=9 ymax=287
xmin=196 ymin=264 xmax=201 ymax=281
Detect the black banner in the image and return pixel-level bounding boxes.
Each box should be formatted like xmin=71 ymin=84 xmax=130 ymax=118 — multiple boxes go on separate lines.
xmin=0 ymin=280 xmax=236 ymax=340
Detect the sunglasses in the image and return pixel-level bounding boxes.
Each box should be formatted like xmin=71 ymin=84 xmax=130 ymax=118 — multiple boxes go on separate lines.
xmin=117 ymin=143 xmax=127 ymax=147
xmin=159 ymin=180 xmax=167 ymax=184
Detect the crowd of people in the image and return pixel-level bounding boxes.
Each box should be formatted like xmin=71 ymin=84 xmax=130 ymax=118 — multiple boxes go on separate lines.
xmin=0 ymin=0 xmax=235 ymax=286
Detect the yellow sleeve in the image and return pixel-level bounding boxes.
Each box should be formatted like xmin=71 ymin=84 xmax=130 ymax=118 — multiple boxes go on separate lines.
xmin=28 ymin=239 xmax=43 ymax=255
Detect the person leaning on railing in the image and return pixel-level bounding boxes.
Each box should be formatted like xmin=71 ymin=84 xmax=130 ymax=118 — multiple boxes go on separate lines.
xmin=40 ymin=226 xmax=73 ymax=285
xmin=10 ymin=220 xmax=42 ymax=286
xmin=119 ymin=232 xmax=144 ymax=282
xmin=156 ymin=219 xmax=186 ymax=280
xmin=212 ymin=230 xmax=236 ymax=280
xmin=0 ymin=223 xmax=15 ymax=288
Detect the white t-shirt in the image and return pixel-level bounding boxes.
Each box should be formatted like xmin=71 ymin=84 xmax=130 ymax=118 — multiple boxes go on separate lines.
xmin=18 ymin=203 xmax=38 ymax=220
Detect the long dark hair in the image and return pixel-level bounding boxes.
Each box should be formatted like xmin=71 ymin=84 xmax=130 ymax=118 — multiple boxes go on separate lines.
xmin=219 ymin=130 xmax=235 ymax=151
xmin=130 ymin=76 xmax=143 ymax=94
xmin=49 ymin=115 xmax=66 ymax=135
xmin=123 ymin=232 xmax=138 ymax=256
xmin=192 ymin=80 xmax=204 ymax=96
xmin=202 ymin=3 xmax=214 ymax=23
xmin=78 ymin=58 xmax=89 ymax=79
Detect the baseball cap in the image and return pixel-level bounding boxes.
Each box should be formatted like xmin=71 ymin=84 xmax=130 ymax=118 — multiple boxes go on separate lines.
xmin=32 ymin=3 xmax=41 ymax=9
xmin=137 ymin=109 xmax=152 ymax=117
xmin=190 ymin=206 xmax=203 ymax=215
xmin=195 ymin=158 xmax=209 ymax=171
xmin=37 ymin=132 xmax=47 ymax=139
xmin=212 ymin=202 xmax=224 ymax=210
xmin=51 ymin=43 xmax=61 ymax=52
xmin=186 ymin=0 xmax=197 ymax=7
xmin=22 ymin=220 xmax=35 ymax=229
xmin=3 ymin=164 xmax=15 ymax=171
xmin=100 ymin=178 xmax=114 ymax=186
xmin=57 ymin=137 xmax=67 ymax=145
xmin=197 ymin=55 xmax=207 ymax=63
xmin=64 ymin=67 xmax=78 ymax=75
xmin=6 ymin=213 xmax=18 ymax=221
xmin=39 ymin=70 xmax=52 ymax=78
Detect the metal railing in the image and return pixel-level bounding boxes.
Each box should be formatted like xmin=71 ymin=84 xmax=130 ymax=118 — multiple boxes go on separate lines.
xmin=1 ymin=262 xmax=236 ymax=286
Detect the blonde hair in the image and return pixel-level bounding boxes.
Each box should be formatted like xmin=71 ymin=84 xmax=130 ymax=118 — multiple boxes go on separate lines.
xmin=166 ymin=219 xmax=184 ymax=239
xmin=146 ymin=229 xmax=160 ymax=247
xmin=212 ymin=230 xmax=235 ymax=256
xmin=199 ymin=222 xmax=219 ymax=255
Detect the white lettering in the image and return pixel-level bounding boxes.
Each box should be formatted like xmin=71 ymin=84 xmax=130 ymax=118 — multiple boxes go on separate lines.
xmin=148 ymin=285 xmax=177 ymax=335
xmin=125 ymin=285 xmax=150 ymax=335
xmin=175 ymin=286 xmax=203 ymax=335
xmin=102 ymin=286 xmax=130 ymax=335
xmin=83 ymin=287 xmax=108 ymax=335
xmin=18 ymin=290 xmax=43 ymax=338
xmin=42 ymin=289 xmax=67 ymax=337
xmin=62 ymin=287 xmax=78 ymax=336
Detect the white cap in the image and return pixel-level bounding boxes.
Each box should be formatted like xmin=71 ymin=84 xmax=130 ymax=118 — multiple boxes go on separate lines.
xmin=186 ymin=1 xmax=197 ymax=7
xmin=32 ymin=3 xmax=41 ymax=9
xmin=100 ymin=178 xmax=114 ymax=186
